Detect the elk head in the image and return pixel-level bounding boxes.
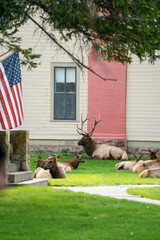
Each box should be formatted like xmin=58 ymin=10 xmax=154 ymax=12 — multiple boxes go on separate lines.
xmin=44 ymin=156 xmax=57 ymax=170
xmin=37 ymin=156 xmax=46 ymax=166
xmin=77 ymin=114 xmax=102 ymax=147
xmin=133 ymin=154 xmax=143 ymax=162
xmin=148 ymin=148 xmax=159 ymax=160
xmin=74 ymin=153 xmax=85 ymax=163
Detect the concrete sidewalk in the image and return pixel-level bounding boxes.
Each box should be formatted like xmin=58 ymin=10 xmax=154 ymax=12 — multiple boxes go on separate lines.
xmin=54 ymin=185 xmax=160 ymax=205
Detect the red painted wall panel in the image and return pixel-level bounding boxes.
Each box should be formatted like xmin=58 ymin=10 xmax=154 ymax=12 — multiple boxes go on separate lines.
xmin=88 ymin=48 xmax=127 ymax=139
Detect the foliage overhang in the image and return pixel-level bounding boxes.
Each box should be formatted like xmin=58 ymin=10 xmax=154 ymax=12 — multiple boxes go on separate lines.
xmin=0 ymin=0 xmax=160 ymax=75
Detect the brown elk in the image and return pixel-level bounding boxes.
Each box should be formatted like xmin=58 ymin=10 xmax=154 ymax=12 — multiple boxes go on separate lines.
xmin=133 ymin=158 xmax=160 ymax=173
xmin=77 ymin=114 xmax=128 ymax=160
xmin=139 ymin=168 xmax=160 ymax=178
xmin=148 ymin=148 xmax=159 ymax=160
xmin=115 ymin=154 xmax=143 ymax=171
xmin=58 ymin=153 xmax=85 ymax=170
xmin=44 ymin=156 xmax=66 ymax=178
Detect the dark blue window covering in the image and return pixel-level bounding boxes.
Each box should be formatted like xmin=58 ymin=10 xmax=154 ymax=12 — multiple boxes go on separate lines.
xmin=54 ymin=67 xmax=76 ymax=120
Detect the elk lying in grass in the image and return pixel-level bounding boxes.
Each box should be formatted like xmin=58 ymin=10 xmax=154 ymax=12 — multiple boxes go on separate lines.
xmin=133 ymin=159 xmax=160 ymax=173
xmin=77 ymin=114 xmax=128 ymax=160
xmin=139 ymin=168 xmax=160 ymax=178
xmin=58 ymin=153 xmax=85 ymax=171
xmin=44 ymin=156 xmax=66 ymax=178
xmin=115 ymin=154 xmax=143 ymax=171
xmin=34 ymin=155 xmax=66 ymax=179
xmin=148 ymin=148 xmax=159 ymax=160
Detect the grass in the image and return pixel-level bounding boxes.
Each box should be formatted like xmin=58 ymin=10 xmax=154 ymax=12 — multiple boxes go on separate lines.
xmin=127 ymin=187 xmax=160 ymax=201
xmin=0 ymin=186 xmax=160 ymax=240
xmin=30 ymin=153 xmax=160 ymax=186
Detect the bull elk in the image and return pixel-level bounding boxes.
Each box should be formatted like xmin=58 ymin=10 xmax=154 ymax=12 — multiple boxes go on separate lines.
xmin=77 ymin=114 xmax=128 ymax=160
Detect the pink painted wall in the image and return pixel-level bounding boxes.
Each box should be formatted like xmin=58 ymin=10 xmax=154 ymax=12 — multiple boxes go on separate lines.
xmin=88 ymin=48 xmax=127 ymax=139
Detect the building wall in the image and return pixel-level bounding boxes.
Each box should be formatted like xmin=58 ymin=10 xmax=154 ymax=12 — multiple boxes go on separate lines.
xmin=0 ymin=19 xmax=89 ymax=144
xmin=126 ymin=56 xmax=160 ymax=142
xmin=88 ymin=47 xmax=127 ymax=140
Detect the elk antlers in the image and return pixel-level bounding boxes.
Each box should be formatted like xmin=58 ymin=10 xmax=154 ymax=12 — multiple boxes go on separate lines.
xmin=77 ymin=113 xmax=102 ymax=136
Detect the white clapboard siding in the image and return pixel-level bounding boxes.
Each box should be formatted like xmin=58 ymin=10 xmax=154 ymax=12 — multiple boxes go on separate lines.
xmin=0 ymin=19 xmax=88 ymax=140
xmin=126 ymin=56 xmax=160 ymax=141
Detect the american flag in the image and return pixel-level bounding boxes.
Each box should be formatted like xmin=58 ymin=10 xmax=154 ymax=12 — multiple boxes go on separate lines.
xmin=0 ymin=52 xmax=23 ymax=130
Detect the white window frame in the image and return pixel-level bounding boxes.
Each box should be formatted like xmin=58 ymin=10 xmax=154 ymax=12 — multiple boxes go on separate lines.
xmin=51 ymin=62 xmax=80 ymax=122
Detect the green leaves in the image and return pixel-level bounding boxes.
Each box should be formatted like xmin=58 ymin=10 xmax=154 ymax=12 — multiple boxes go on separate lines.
xmin=0 ymin=0 xmax=160 ymax=69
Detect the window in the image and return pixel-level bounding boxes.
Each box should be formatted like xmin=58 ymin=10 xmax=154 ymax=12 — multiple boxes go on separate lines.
xmin=53 ymin=66 xmax=77 ymax=120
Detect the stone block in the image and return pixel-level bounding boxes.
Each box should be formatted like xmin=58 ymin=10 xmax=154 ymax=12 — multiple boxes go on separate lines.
xmin=8 ymin=171 xmax=33 ymax=183
xmin=10 ymin=130 xmax=30 ymax=171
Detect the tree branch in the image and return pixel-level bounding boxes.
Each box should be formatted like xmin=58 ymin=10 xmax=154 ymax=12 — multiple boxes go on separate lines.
xmin=28 ymin=15 xmax=117 ymax=82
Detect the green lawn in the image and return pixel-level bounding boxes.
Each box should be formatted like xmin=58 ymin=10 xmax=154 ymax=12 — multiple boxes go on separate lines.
xmin=30 ymin=153 xmax=160 ymax=186
xmin=0 ymin=153 xmax=159 ymax=240
xmin=0 ymin=186 xmax=160 ymax=240
xmin=127 ymin=187 xmax=160 ymax=200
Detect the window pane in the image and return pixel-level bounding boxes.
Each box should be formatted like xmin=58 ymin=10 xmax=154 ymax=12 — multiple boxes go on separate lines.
xmin=65 ymin=94 xmax=76 ymax=119
xmin=66 ymin=68 xmax=76 ymax=92
xmin=55 ymin=68 xmax=65 ymax=92
xmin=54 ymin=94 xmax=65 ymax=119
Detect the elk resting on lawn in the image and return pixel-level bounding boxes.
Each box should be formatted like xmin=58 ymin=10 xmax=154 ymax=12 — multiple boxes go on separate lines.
xmin=115 ymin=154 xmax=143 ymax=171
xmin=44 ymin=156 xmax=66 ymax=178
xmin=133 ymin=159 xmax=160 ymax=173
xmin=77 ymin=114 xmax=128 ymax=160
xmin=58 ymin=153 xmax=85 ymax=170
